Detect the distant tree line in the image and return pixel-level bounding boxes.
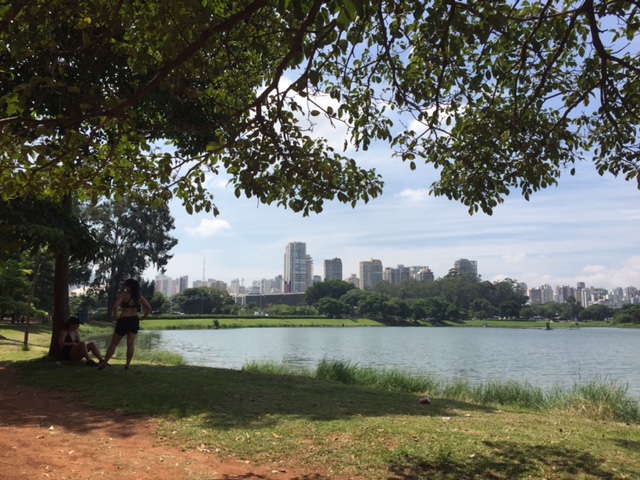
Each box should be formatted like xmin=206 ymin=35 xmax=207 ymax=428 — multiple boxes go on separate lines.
xmin=300 ymin=274 xmax=639 ymax=325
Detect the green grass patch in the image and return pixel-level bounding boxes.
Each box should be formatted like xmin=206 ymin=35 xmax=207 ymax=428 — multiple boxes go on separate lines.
xmin=3 ymin=324 xmax=640 ymax=479
xmin=460 ymin=319 xmax=611 ymax=329
xmin=247 ymin=359 xmax=640 ymax=424
xmin=8 ymin=356 xmax=640 ymax=480
xmin=141 ymin=317 xmax=383 ymax=329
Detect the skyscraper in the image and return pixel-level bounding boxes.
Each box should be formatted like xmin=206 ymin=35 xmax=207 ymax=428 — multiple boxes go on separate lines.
xmin=453 ymin=258 xmax=478 ymax=277
xmin=359 ymin=259 xmax=383 ymax=290
xmin=324 ymin=258 xmax=343 ymax=281
xmin=284 ymin=242 xmax=312 ymax=293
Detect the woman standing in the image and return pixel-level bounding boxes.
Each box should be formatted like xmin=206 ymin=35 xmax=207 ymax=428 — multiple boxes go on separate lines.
xmin=59 ymin=316 xmax=105 ymax=365
xmin=98 ymin=278 xmax=152 ymax=370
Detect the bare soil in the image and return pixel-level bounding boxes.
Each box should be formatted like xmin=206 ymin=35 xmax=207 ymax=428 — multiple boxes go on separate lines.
xmin=0 ymin=366 xmax=329 ymax=480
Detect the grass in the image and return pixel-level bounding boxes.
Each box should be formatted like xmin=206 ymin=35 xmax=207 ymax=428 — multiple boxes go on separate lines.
xmin=245 ymin=359 xmax=640 ymax=424
xmin=141 ymin=317 xmax=383 ymax=329
xmin=3 ymin=323 xmax=640 ymax=479
xmin=460 ymin=319 xmax=611 ymax=329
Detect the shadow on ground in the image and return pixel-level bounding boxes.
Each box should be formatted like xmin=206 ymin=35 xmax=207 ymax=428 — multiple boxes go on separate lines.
xmin=387 ymin=440 xmax=619 ymax=480
xmin=7 ymin=359 xmax=494 ymax=432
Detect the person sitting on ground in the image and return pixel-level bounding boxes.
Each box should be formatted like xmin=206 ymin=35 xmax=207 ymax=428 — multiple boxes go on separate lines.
xmin=58 ymin=316 xmax=105 ymax=366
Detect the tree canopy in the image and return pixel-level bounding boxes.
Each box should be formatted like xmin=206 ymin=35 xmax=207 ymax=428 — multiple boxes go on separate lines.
xmin=2 ymin=0 xmax=638 ymax=216
xmin=172 ymin=286 xmax=235 ymax=314
xmin=82 ymin=197 xmax=178 ymax=318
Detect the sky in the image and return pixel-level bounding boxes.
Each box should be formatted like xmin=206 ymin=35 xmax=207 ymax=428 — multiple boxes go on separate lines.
xmin=143 ymin=141 xmax=640 ymax=292
xmin=143 ymin=70 xmax=640 ymax=293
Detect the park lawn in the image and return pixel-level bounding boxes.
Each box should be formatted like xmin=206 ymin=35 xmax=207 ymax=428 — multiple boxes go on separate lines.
xmin=2 ymin=323 xmax=639 ymax=480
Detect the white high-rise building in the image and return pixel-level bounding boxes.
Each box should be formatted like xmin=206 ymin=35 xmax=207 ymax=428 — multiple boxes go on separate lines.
xmin=155 ymin=273 xmax=177 ymax=297
xmin=284 ymin=242 xmax=312 ymax=293
xmin=359 ymin=259 xmax=383 ymax=290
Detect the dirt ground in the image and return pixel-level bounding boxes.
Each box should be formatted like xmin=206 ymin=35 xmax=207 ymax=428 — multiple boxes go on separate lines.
xmin=0 ymin=366 xmax=329 ymax=480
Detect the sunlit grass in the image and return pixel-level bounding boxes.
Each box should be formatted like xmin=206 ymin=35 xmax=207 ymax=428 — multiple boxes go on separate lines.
xmin=133 ymin=349 xmax=187 ymax=366
xmin=246 ymin=359 xmax=640 ymax=424
xmin=546 ymin=377 xmax=640 ymax=423
xmin=7 ymin=351 xmax=640 ymax=479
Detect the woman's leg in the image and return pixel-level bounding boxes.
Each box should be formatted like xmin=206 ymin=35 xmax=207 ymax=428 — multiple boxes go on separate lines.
xmin=99 ymin=334 xmax=122 ymax=368
xmin=124 ymin=332 xmax=136 ymax=369
xmin=69 ymin=343 xmax=88 ymax=361
xmin=87 ymin=341 xmax=105 ymax=362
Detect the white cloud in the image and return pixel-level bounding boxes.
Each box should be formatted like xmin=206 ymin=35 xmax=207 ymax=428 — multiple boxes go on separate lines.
xmin=185 ymin=219 xmax=231 ymax=237
xmin=396 ymin=188 xmax=431 ymax=203
xmin=582 ymin=264 xmax=606 ymax=274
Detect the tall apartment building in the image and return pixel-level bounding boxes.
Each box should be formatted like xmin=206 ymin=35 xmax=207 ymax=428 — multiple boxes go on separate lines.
xmin=624 ymin=287 xmax=639 ymax=303
xmin=528 ymin=287 xmax=543 ymax=305
xmin=579 ymin=288 xmax=592 ymax=307
xmin=229 ymin=278 xmax=242 ymax=295
xmin=155 ymin=274 xmax=175 ymax=297
xmin=453 ymin=258 xmax=478 ymax=277
xmin=346 ymin=273 xmax=360 ymax=289
xmin=284 ymin=241 xmax=312 ymax=293
xmin=306 ymin=254 xmax=314 ymax=288
xmin=540 ymin=284 xmax=554 ymax=304
xmin=259 ymin=278 xmax=278 ymax=293
xmin=193 ymin=278 xmax=228 ymax=291
xmin=155 ymin=273 xmax=188 ymax=297
xmin=324 ymin=258 xmax=343 ymax=281
xmin=383 ymin=264 xmax=411 ymax=285
xmin=414 ymin=266 xmax=435 ymax=282
xmin=528 ymin=284 xmax=554 ymax=305
xmin=359 ymin=259 xmax=383 ymax=290
xmin=274 ymin=275 xmax=283 ymax=293
xmin=554 ymin=285 xmax=575 ymax=303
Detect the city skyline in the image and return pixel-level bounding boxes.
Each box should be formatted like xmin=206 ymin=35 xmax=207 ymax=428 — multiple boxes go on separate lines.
xmin=145 ymin=168 xmax=640 ymax=292
xmin=153 ymin=259 xmax=639 ymax=309
xmin=153 ymin=248 xmax=638 ymax=299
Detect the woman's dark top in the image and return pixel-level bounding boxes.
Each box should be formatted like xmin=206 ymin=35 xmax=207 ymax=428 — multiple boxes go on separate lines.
xmin=125 ymin=294 xmax=141 ymax=311
xmin=59 ymin=329 xmax=77 ymax=360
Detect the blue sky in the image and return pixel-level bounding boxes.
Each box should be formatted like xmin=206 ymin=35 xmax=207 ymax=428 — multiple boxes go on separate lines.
xmin=144 ymin=147 xmax=639 ymax=292
xmin=143 ymin=76 xmax=640 ymax=292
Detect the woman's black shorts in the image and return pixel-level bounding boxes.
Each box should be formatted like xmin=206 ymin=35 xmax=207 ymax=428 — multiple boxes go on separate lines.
xmin=59 ymin=345 xmax=72 ymax=360
xmin=115 ymin=316 xmax=140 ymax=336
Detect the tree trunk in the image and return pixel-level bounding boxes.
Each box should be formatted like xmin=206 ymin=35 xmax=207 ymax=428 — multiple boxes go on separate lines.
xmin=48 ymin=196 xmax=71 ymax=358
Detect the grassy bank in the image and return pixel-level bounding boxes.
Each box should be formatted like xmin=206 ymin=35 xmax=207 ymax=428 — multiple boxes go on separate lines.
xmin=460 ymin=319 xmax=613 ymax=329
xmin=2 ymin=324 xmax=640 ymax=479
xmin=140 ymin=318 xmax=626 ymax=330
xmin=141 ymin=317 xmax=383 ymax=330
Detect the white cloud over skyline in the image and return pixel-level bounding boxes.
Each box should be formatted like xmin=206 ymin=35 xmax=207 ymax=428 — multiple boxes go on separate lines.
xmin=185 ymin=218 xmax=231 ymax=237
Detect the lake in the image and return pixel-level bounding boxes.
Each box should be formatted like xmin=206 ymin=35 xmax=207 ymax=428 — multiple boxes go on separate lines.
xmin=137 ymin=326 xmax=640 ymax=398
